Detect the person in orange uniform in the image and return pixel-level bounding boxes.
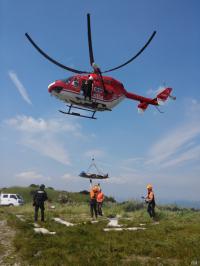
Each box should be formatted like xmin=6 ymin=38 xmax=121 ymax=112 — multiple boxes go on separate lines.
xmin=97 ymin=187 xmax=104 ymax=216
xmin=89 ymin=180 xmax=99 ymax=219
xmin=145 ymin=184 xmax=156 ymax=220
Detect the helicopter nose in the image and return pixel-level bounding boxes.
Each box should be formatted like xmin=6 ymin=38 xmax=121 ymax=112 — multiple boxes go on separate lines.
xmin=48 ymin=82 xmax=56 ymax=93
xmin=48 ymin=81 xmax=65 ymax=93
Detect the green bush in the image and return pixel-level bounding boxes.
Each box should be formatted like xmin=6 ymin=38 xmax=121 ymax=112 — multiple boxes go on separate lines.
xmin=121 ymin=200 xmax=145 ymax=212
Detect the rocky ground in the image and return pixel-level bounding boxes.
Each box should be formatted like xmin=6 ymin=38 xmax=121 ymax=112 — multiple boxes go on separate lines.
xmin=0 ymin=219 xmax=19 ymax=266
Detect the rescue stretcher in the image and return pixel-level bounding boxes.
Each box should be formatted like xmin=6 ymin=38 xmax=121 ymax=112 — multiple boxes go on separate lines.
xmin=79 ymin=171 xmax=109 ymax=179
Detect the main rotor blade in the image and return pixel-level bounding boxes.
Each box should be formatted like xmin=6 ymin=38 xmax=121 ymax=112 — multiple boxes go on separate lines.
xmin=98 ymin=70 xmax=107 ymax=93
xmin=102 ymin=31 xmax=156 ymax=73
xmin=87 ymin=14 xmax=95 ymax=66
xmin=95 ymin=68 xmax=109 ymax=95
xmin=25 ymin=33 xmax=89 ymax=74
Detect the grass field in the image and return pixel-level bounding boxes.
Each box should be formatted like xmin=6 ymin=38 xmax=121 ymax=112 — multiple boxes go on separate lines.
xmin=1 ymin=199 xmax=200 ymax=266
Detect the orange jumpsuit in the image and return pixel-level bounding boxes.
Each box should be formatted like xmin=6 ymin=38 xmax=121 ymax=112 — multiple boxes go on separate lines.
xmin=97 ymin=191 xmax=104 ymax=216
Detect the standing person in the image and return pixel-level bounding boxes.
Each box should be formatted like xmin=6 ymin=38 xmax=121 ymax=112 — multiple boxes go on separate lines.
xmin=87 ymin=75 xmax=94 ymax=101
xmin=33 ymin=184 xmax=48 ymax=222
xmin=97 ymin=187 xmax=104 ymax=216
xmin=145 ymin=184 xmax=156 ymax=220
xmin=89 ymin=180 xmax=99 ymax=219
xmin=81 ymin=80 xmax=88 ymax=99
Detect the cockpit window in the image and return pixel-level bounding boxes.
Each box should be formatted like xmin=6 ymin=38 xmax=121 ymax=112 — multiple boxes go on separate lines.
xmin=72 ymin=78 xmax=79 ymax=87
xmin=61 ymin=77 xmax=73 ymax=84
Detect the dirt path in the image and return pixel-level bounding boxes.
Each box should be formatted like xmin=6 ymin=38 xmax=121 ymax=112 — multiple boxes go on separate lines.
xmin=0 ymin=219 xmax=19 ymax=265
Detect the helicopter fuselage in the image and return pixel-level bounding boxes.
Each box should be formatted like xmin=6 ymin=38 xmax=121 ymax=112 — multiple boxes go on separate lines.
xmin=48 ymin=74 xmax=127 ymax=111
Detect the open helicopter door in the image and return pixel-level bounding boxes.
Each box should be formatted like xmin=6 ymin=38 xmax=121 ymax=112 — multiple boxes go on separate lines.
xmin=79 ymin=158 xmax=109 ymax=180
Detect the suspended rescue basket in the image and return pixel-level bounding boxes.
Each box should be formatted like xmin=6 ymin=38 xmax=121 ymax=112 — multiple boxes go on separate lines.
xmin=79 ymin=158 xmax=109 ymax=179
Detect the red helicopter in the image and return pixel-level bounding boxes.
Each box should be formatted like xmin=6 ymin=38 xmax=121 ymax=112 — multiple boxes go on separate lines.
xmin=25 ymin=14 xmax=175 ymax=119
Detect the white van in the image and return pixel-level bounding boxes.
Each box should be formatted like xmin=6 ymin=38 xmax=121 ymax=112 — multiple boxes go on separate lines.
xmin=0 ymin=194 xmax=24 ymax=206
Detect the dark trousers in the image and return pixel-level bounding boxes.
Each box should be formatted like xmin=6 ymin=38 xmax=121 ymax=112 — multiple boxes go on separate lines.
xmin=87 ymin=85 xmax=92 ymax=100
xmin=97 ymin=202 xmax=103 ymax=216
xmin=34 ymin=204 xmax=45 ymax=222
xmin=147 ymin=203 xmax=155 ymax=218
xmin=90 ymin=199 xmax=97 ymax=218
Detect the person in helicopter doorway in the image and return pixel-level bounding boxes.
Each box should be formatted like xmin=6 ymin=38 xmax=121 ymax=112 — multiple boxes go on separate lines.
xmin=145 ymin=184 xmax=156 ymax=221
xmin=86 ymin=75 xmax=94 ymax=101
xmin=89 ymin=179 xmax=99 ymax=219
xmin=33 ymin=184 xmax=48 ymax=222
xmin=81 ymin=80 xmax=88 ymax=99
xmin=96 ymin=185 xmax=104 ymax=216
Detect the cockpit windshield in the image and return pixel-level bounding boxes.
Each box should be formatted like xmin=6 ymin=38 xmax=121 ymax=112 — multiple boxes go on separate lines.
xmin=61 ymin=77 xmax=73 ymax=84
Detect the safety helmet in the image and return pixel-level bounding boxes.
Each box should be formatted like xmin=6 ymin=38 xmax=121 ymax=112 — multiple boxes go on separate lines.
xmin=88 ymin=75 xmax=94 ymax=80
xmin=93 ymin=185 xmax=99 ymax=192
xmin=147 ymin=184 xmax=153 ymax=189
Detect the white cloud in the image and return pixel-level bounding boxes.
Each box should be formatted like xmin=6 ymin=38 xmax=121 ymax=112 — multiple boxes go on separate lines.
xmin=107 ymin=176 xmax=127 ymax=185
xmin=160 ymin=145 xmax=200 ymax=168
xmin=146 ymin=122 xmax=200 ymax=166
xmin=8 ymin=70 xmax=32 ymax=105
xmin=16 ymin=171 xmax=47 ymax=180
xmin=24 ymin=136 xmax=71 ymax=165
xmin=6 ymin=115 xmax=81 ymax=134
xmin=107 ymin=171 xmax=144 ymax=185
xmin=61 ymin=173 xmax=77 ymax=181
xmin=122 ymin=157 xmax=143 ymax=164
xmin=5 ymin=115 xmax=83 ymax=165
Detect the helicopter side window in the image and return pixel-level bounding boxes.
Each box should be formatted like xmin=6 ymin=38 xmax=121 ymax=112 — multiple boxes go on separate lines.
xmin=72 ymin=78 xmax=79 ymax=87
xmin=62 ymin=77 xmax=73 ymax=84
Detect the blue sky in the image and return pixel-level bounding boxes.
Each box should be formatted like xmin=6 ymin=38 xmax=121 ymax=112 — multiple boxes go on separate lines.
xmin=1 ymin=0 xmax=200 ymax=203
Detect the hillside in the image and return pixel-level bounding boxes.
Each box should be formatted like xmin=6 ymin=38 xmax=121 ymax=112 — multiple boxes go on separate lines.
xmin=0 ymin=186 xmax=115 ymax=204
xmin=0 ymin=190 xmax=199 ymax=265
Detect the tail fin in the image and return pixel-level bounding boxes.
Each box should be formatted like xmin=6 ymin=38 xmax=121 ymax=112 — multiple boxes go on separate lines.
xmin=137 ymin=87 xmax=175 ymax=113
xmin=156 ymin=87 xmax=173 ymax=105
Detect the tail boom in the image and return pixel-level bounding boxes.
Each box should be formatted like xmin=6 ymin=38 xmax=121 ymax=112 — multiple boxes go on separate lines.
xmin=125 ymin=87 xmax=174 ymax=112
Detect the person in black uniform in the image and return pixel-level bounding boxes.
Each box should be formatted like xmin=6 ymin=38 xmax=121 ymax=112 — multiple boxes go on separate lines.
xmin=33 ymin=184 xmax=48 ymax=222
xmin=81 ymin=80 xmax=88 ymax=100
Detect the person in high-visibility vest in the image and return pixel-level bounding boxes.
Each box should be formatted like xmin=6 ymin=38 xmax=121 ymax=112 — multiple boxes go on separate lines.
xmin=97 ymin=187 xmax=104 ymax=216
xmin=145 ymin=184 xmax=156 ymax=220
xmin=89 ymin=180 xmax=99 ymax=219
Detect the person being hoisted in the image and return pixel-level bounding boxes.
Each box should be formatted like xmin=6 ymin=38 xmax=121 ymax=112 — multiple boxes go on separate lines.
xmin=89 ymin=179 xmax=99 ymax=219
xmin=145 ymin=184 xmax=156 ymax=221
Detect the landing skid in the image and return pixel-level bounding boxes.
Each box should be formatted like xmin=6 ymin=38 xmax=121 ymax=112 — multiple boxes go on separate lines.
xmin=59 ymin=104 xmax=97 ymax=119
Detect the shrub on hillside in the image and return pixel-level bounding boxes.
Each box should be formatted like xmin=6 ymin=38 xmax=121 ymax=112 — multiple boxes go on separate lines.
xmin=30 ymin=190 xmax=36 ymax=197
xmin=47 ymin=187 xmax=54 ymax=190
xmin=29 ymin=184 xmax=39 ymax=188
xmin=122 ymin=201 xmax=145 ymax=212
xmin=58 ymin=193 xmax=72 ymax=204
xmin=79 ymin=190 xmax=89 ymax=195
xmin=105 ymin=196 xmax=116 ymax=203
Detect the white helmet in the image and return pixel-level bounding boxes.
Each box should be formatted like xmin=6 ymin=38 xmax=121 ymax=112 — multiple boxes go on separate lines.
xmin=89 ymin=75 xmax=94 ymax=80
